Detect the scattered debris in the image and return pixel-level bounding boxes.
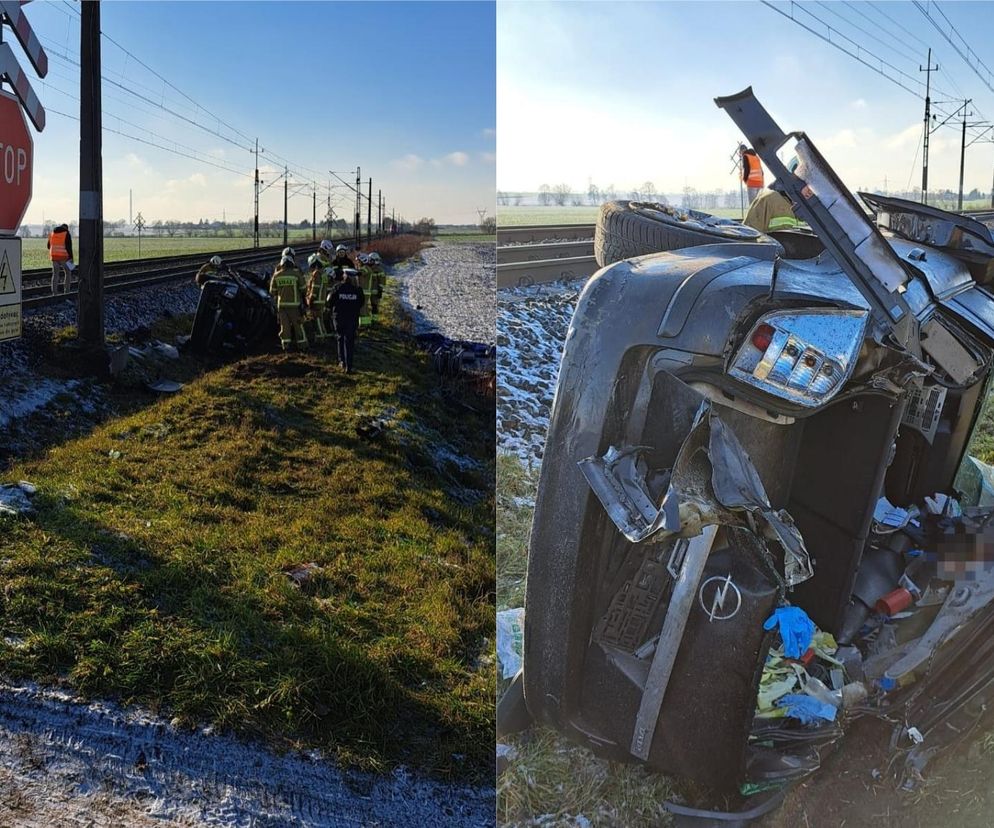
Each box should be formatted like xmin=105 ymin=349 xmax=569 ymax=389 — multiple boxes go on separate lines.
xmin=283 ymin=562 xmax=322 ymax=588
xmin=0 ymin=481 xmax=36 ymax=516
xmin=496 ymin=608 xmax=525 ymax=680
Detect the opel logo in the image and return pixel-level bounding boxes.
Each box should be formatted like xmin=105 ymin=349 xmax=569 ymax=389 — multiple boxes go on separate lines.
xmin=699 ymin=574 xmax=742 ymax=622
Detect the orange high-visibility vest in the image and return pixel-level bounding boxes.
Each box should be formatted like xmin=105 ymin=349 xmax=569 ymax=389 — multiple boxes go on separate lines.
xmin=49 ymin=230 xmax=69 ymax=261
xmin=745 ymin=153 xmax=764 ymax=189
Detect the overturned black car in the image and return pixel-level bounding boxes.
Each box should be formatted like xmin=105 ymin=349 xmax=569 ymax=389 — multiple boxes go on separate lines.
xmin=188 ymin=266 xmax=277 ymax=353
xmin=513 ymin=88 xmax=994 ymax=817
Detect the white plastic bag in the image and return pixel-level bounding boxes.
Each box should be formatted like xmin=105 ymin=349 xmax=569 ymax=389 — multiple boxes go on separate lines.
xmin=496 ymin=607 xmax=525 ymax=679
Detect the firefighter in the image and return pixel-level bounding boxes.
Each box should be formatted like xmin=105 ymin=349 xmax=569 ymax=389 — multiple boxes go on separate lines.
xmin=195 ymin=255 xmax=226 ymax=288
xmin=327 ymin=267 xmax=365 ymax=372
xmin=740 ymin=144 xmax=764 ymax=204
xmin=305 ymin=253 xmax=331 ymax=344
xmin=367 ymin=252 xmax=386 ymax=321
xmin=269 ymin=253 xmax=308 ymax=351
xmin=357 ymin=253 xmax=376 ymax=327
xmin=47 ymin=223 xmax=74 ymax=294
xmin=331 ymin=244 xmax=354 ymax=270
xmin=744 ymin=185 xmax=799 ymax=233
xmin=317 ymin=239 xmax=334 ymax=268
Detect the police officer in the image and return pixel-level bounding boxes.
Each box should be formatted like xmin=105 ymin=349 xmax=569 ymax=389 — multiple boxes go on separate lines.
xmin=305 ymin=253 xmax=332 ymax=345
xmin=270 ymin=253 xmax=309 ymax=351
xmin=327 ymin=267 xmax=365 ymax=372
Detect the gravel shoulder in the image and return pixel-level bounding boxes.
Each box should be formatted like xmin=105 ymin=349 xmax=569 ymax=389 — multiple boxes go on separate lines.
xmin=394 ymin=243 xmax=496 ymax=345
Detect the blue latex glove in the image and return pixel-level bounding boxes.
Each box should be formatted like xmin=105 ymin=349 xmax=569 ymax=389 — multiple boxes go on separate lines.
xmin=776 ymin=694 xmax=837 ymax=724
xmin=763 ymin=606 xmax=815 ymax=659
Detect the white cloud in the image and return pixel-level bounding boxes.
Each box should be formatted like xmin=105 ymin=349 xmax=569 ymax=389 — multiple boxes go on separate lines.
xmin=444 ymin=151 xmax=469 ymax=166
xmin=393 ymin=153 xmax=424 ymax=171
xmin=852 ymin=98 xmax=867 ymax=109
xmin=480 ymin=151 xmax=496 ymax=164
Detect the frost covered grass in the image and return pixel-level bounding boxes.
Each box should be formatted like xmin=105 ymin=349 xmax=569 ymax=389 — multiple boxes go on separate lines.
xmin=496 ymin=455 xmax=674 ymax=827
xmin=0 ymin=293 xmax=495 ymax=780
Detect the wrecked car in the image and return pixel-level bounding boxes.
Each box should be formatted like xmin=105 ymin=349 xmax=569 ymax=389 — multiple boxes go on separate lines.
xmin=510 ymin=87 xmax=994 ymax=816
xmin=189 ymin=266 xmax=277 ymax=353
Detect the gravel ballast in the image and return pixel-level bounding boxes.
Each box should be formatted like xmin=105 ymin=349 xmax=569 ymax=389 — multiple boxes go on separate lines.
xmin=395 ymin=243 xmax=496 ymax=345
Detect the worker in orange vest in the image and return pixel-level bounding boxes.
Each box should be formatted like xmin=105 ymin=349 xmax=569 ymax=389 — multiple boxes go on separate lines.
xmin=740 ymin=145 xmax=765 ymax=204
xmin=47 ymin=223 xmax=74 ymax=294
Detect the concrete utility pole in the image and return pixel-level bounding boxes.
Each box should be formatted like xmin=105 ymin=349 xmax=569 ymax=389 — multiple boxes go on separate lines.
xmin=378 ymin=189 xmax=382 ymax=234
xmin=253 ymin=138 xmax=259 ymax=248
xmin=312 ymin=187 xmax=316 ymax=241
xmin=366 ymin=177 xmax=372 ymax=248
xmin=959 ymin=100 xmax=973 ymax=211
xmin=921 ymin=48 xmax=938 ymax=205
xmin=355 ymin=166 xmax=361 ymax=249
xmin=77 ymin=0 xmax=104 ymax=345
xmin=283 ymin=165 xmax=288 ymax=248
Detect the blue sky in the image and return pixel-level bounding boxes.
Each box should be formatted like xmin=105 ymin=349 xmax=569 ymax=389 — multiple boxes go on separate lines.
xmin=18 ymin=0 xmax=495 ymax=227
xmin=498 ymin=1 xmax=994 ymax=199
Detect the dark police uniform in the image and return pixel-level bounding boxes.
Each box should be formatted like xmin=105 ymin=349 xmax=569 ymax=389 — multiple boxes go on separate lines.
xmin=327 ymin=277 xmax=365 ymax=372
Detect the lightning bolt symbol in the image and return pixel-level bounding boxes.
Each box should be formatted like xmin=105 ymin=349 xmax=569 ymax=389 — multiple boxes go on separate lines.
xmin=708 ymin=574 xmax=735 ymax=622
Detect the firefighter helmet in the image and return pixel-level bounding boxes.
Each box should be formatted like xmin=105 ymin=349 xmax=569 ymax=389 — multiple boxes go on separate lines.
xmin=210 ymin=255 xmax=222 ymax=267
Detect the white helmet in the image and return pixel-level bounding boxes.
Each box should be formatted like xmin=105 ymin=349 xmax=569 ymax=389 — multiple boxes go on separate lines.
xmin=307 ymin=253 xmax=320 ymax=268
xmin=369 ymin=252 xmax=381 ymax=263
xmin=357 ymin=253 xmax=369 ymax=264
xmin=279 ymin=254 xmax=294 ymax=267
xmin=210 ymin=255 xmax=222 ymax=267
xmin=319 ymin=239 xmax=334 ymax=254
xmin=282 ymin=246 xmax=295 ymax=258
xmin=335 ymin=244 xmax=347 ymax=253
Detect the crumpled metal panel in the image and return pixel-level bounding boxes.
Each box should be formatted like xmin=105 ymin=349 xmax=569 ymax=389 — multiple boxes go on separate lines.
xmin=579 ymin=401 xmax=813 ymax=586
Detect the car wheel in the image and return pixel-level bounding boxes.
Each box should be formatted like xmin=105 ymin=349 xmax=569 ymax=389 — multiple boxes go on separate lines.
xmin=594 ymin=200 xmax=772 ymax=267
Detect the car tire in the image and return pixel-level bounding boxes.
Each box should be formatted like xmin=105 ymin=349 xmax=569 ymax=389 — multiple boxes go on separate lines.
xmin=594 ymin=200 xmax=771 ymax=267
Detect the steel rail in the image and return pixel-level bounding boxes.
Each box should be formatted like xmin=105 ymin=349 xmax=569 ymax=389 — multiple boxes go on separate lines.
xmin=496 ymin=224 xmax=595 ymax=245
xmin=496 ymin=240 xmax=594 ymax=264
xmin=496 ymin=255 xmax=598 ymax=289
xmin=23 ymin=241 xmax=328 ymax=309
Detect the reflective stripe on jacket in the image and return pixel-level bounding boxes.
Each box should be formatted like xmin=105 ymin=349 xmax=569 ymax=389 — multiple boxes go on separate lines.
xmin=49 ymin=230 xmax=70 ymax=261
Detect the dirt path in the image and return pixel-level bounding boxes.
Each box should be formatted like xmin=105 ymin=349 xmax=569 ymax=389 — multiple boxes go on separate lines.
xmin=0 ymin=682 xmax=495 ymax=826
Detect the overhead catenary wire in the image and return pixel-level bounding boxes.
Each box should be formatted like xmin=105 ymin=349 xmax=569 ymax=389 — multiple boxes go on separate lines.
xmin=914 ymin=0 xmax=994 ymax=96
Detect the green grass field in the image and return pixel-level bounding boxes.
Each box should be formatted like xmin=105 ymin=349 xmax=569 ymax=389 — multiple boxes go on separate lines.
xmin=0 ymin=293 xmax=495 ymax=780
xmin=20 ymin=230 xmax=333 ymax=271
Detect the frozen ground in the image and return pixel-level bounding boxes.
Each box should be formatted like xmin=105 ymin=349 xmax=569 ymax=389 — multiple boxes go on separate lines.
xmin=497 ymin=280 xmax=583 ymax=468
xmin=0 ymin=280 xmax=203 ymax=377
xmin=0 ymin=274 xmax=495 ymax=826
xmin=395 ymin=243 xmax=495 ymax=345
xmin=0 ymin=681 xmax=494 ymax=827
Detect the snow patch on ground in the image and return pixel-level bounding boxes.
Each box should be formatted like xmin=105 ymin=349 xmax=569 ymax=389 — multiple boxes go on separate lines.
xmin=0 ymin=680 xmax=495 ymax=827
xmin=497 ymin=280 xmax=583 ymax=469
xmin=394 ymin=243 xmax=495 ymax=345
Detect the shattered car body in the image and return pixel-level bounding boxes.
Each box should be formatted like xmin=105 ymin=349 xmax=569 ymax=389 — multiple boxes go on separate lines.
xmin=189 ymin=267 xmax=277 ymax=353
xmin=520 ymin=88 xmax=994 ymax=801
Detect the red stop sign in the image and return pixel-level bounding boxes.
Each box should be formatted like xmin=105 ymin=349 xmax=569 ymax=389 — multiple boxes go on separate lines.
xmin=0 ymin=91 xmax=33 ymax=237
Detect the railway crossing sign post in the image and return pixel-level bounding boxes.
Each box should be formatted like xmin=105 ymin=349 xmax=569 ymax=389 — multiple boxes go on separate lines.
xmin=0 ymin=0 xmax=47 ymax=343
xmin=0 ymin=237 xmax=21 ymax=341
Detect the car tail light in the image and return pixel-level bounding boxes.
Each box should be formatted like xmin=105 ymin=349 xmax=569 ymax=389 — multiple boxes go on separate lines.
xmin=729 ymin=309 xmax=869 ymax=407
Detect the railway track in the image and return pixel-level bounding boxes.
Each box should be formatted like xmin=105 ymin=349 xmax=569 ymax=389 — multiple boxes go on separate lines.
xmin=22 ymin=240 xmax=336 ymax=309
xmin=496 ymin=224 xmax=594 ymax=245
xmin=496 ymin=224 xmax=596 ymax=288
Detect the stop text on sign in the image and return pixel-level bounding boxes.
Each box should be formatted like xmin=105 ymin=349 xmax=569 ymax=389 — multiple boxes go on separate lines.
xmin=0 ymin=142 xmax=28 ymax=186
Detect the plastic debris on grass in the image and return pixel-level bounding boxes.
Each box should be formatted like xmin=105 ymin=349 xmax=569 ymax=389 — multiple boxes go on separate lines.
xmin=0 ymin=481 xmax=37 ymax=516
xmin=497 ymin=607 xmax=525 ymax=680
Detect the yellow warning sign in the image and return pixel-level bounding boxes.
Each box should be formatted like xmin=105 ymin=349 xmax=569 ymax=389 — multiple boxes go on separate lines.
xmin=0 ymin=237 xmax=22 ymax=342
